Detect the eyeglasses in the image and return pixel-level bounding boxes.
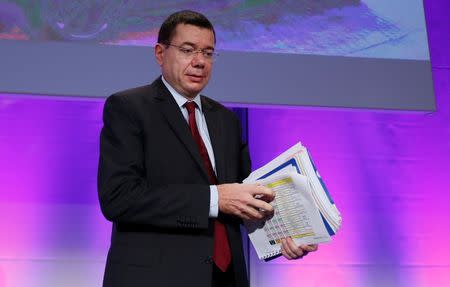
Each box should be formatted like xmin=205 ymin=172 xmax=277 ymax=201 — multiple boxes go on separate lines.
xmin=163 ymin=43 xmax=219 ymax=61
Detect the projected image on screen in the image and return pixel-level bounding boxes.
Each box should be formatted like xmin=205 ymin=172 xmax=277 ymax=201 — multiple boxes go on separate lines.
xmin=0 ymin=0 xmax=428 ymax=60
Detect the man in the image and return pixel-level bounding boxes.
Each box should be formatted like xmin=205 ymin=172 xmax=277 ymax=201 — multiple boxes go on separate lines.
xmin=98 ymin=10 xmax=317 ymax=287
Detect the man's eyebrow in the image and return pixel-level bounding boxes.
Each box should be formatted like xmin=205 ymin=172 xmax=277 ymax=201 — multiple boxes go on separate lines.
xmin=180 ymin=41 xmax=215 ymax=50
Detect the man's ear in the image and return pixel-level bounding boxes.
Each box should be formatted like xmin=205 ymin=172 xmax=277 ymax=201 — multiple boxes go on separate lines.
xmin=155 ymin=44 xmax=164 ymax=66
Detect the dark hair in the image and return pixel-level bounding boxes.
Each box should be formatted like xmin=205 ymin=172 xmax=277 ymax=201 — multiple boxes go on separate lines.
xmin=157 ymin=10 xmax=216 ymax=45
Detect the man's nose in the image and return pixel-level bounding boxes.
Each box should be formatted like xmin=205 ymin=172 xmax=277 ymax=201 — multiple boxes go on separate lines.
xmin=191 ymin=51 xmax=206 ymax=67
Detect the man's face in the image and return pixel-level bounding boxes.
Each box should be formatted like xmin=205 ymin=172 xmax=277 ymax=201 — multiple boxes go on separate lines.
xmin=155 ymin=24 xmax=215 ymax=99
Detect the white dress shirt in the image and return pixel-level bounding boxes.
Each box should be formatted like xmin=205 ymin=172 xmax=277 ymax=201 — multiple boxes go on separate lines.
xmin=161 ymin=76 xmax=219 ymax=218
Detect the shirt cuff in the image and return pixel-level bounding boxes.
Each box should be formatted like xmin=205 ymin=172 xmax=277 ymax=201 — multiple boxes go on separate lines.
xmin=209 ymin=185 xmax=219 ymax=218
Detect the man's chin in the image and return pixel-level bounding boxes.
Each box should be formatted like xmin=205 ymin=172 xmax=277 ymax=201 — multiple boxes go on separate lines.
xmin=185 ymin=83 xmax=207 ymax=95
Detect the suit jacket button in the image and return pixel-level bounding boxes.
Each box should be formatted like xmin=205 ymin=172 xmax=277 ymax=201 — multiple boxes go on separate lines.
xmin=204 ymin=256 xmax=213 ymax=264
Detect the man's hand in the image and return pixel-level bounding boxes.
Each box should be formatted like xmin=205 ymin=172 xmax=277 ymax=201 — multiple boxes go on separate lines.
xmin=280 ymin=237 xmax=318 ymax=260
xmin=217 ymin=183 xmax=275 ymax=220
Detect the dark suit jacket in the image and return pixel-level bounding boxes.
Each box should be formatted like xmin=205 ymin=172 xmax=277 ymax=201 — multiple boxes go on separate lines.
xmin=98 ymin=77 xmax=251 ymax=287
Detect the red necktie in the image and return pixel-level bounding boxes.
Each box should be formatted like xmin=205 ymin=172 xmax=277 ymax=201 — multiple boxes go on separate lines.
xmin=184 ymin=101 xmax=231 ymax=272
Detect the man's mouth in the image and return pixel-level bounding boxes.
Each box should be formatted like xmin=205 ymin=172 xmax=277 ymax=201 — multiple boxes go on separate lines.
xmin=186 ymin=74 xmax=204 ymax=82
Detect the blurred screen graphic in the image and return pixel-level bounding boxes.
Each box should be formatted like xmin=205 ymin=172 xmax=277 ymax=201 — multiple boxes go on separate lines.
xmin=0 ymin=0 xmax=435 ymax=110
xmin=0 ymin=0 xmax=429 ymax=60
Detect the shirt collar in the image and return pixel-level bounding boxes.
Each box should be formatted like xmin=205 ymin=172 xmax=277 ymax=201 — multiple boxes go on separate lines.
xmin=161 ymin=76 xmax=203 ymax=112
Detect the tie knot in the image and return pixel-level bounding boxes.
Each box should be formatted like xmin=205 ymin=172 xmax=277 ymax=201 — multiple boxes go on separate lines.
xmin=184 ymin=101 xmax=197 ymax=114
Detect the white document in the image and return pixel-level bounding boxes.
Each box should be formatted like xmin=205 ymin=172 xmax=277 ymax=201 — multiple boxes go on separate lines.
xmin=243 ymin=142 xmax=342 ymax=260
xmin=244 ymin=172 xmax=331 ymax=260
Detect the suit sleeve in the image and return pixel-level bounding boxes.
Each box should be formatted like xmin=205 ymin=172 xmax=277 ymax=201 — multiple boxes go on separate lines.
xmin=97 ymin=95 xmax=211 ymax=230
xmin=236 ymin=115 xmax=251 ymax=182
xmin=238 ymin=142 xmax=251 ymax=182
xmin=217 ymin=112 xmax=252 ymax=225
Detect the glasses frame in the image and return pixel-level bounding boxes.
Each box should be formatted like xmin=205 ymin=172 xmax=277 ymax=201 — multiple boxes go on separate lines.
xmin=162 ymin=43 xmax=219 ymax=61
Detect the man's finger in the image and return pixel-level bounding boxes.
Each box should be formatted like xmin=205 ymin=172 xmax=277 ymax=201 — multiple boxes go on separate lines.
xmin=239 ymin=205 xmax=264 ymax=220
xmin=300 ymin=244 xmax=318 ymax=252
xmin=250 ymin=185 xmax=275 ymax=200
xmin=285 ymin=237 xmax=304 ymax=258
xmin=235 ymin=208 xmax=253 ymax=221
xmin=282 ymin=238 xmax=301 ymax=259
xmin=281 ymin=244 xmax=292 ymax=260
xmin=249 ymin=198 xmax=274 ymax=213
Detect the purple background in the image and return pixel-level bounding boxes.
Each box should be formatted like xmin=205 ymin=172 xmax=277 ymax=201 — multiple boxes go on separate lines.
xmin=0 ymin=0 xmax=448 ymax=286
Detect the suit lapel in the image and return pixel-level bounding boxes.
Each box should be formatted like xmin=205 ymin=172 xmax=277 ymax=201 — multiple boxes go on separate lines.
xmin=202 ymin=96 xmax=226 ymax=183
xmin=153 ymin=80 xmax=210 ymax=182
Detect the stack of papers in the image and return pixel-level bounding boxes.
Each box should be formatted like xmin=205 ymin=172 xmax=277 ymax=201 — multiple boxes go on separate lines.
xmin=244 ymin=142 xmax=342 ymax=260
